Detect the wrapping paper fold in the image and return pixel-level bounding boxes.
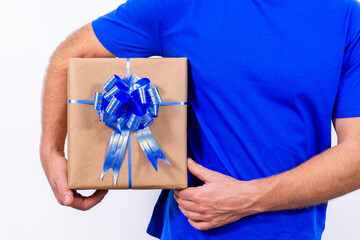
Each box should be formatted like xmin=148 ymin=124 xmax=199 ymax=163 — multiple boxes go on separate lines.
xmin=67 ymin=57 xmax=188 ymax=189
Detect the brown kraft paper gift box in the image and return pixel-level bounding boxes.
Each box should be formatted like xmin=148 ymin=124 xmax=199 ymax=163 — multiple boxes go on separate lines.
xmin=67 ymin=57 xmax=188 ymax=189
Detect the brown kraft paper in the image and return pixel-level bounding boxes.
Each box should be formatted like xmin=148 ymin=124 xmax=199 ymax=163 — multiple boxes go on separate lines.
xmin=67 ymin=57 xmax=188 ymax=189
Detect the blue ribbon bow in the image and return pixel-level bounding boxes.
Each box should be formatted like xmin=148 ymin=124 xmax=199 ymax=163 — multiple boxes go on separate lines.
xmin=94 ymin=73 xmax=170 ymax=185
xmin=68 ymin=58 xmax=187 ymax=187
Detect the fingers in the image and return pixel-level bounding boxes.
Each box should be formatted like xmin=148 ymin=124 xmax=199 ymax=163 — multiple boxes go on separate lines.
xmin=174 ymin=192 xmax=206 ymax=213
xmin=54 ymin=173 xmax=74 ymax=206
xmin=187 ymin=158 xmax=210 ymax=182
xmin=46 ymin=154 xmax=108 ymax=211
xmin=174 ymin=191 xmax=213 ymax=222
xmin=174 ymin=194 xmax=196 ymax=209
xmin=178 ymin=205 xmax=212 ymax=221
xmin=53 ymin=171 xmax=108 ymax=211
xmin=71 ymin=190 xmax=108 ymax=211
xmin=46 ymin=154 xmax=74 ymax=206
xmin=187 ymin=158 xmax=235 ymax=183
xmin=174 ymin=186 xmax=202 ymax=201
xmin=178 ymin=204 xmax=216 ymax=230
xmin=188 ymin=219 xmax=215 ymax=231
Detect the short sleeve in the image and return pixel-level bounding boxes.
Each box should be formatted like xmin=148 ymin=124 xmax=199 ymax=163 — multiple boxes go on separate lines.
xmin=91 ymin=0 xmax=162 ymax=57
xmin=333 ymin=0 xmax=360 ymax=118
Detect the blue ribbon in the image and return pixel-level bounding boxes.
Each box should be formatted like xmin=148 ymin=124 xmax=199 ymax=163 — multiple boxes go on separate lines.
xmin=68 ymin=58 xmax=187 ymax=187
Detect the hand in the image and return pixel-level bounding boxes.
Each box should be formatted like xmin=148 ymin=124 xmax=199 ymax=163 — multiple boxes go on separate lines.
xmin=174 ymin=158 xmax=264 ymax=231
xmin=41 ymin=151 xmax=108 ymax=211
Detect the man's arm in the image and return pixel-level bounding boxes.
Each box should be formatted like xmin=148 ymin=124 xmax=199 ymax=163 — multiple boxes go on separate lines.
xmin=256 ymin=117 xmax=360 ymax=211
xmin=41 ymin=23 xmax=115 ymax=210
xmin=174 ymin=117 xmax=360 ymax=230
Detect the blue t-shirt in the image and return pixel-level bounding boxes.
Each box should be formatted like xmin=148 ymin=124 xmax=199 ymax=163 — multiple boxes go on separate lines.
xmin=92 ymin=0 xmax=360 ymax=239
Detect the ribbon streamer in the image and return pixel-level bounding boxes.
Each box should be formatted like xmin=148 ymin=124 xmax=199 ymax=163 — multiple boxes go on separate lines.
xmin=68 ymin=58 xmax=187 ymax=186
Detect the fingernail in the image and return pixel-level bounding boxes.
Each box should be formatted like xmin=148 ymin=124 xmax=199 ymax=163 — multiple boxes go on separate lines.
xmin=64 ymin=195 xmax=71 ymax=205
xmin=188 ymin=158 xmax=196 ymax=166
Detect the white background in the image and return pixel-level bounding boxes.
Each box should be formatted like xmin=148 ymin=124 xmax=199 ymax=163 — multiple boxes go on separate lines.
xmin=0 ymin=1 xmax=359 ymax=239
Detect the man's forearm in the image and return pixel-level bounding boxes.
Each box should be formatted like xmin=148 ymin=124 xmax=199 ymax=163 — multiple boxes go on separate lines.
xmin=40 ymin=23 xmax=113 ymax=209
xmin=41 ymin=42 xmax=69 ymax=156
xmin=41 ymin=28 xmax=85 ymax=155
xmin=173 ymin=137 xmax=360 ymax=231
xmin=41 ymin=23 xmax=114 ymax=157
xmin=255 ymin=138 xmax=360 ymax=212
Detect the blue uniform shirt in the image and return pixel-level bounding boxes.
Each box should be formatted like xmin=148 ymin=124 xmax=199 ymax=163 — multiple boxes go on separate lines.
xmin=92 ymin=0 xmax=360 ymax=239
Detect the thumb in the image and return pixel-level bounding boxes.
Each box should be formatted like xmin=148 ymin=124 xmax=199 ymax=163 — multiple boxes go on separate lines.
xmin=187 ymin=158 xmax=232 ymax=183
xmin=55 ymin=175 xmax=74 ymax=206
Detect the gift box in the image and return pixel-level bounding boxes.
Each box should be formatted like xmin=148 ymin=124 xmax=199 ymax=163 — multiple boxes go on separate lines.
xmin=67 ymin=57 xmax=188 ymax=189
